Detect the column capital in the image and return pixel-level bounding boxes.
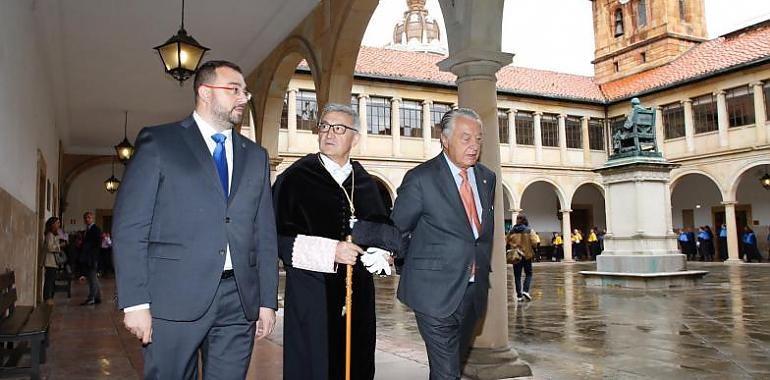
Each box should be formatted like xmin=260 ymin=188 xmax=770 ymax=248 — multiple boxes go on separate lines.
xmin=655 ymin=105 xmax=662 ymax=111
xmin=437 ymin=51 xmax=513 ymax=82
xmin=421 ymin=99 xmax=433 ymax=106
xmin=506 ymin=108 xmax=517 ymax=116
xmin=749 ymin=81 xmax=764 ymax=88
xmin=287 ymin=87 xmax=298 ymax=94
xmin=357 ymin=93 xmax=369 ymax=100
xmin=681 ymin=98 xmax=692 ymax=105
xmin=581 ymin=115 xmax=590 ymax=121
xmin=560 ymin=209 xmax=572 ymax=214
xmin=533 ymin=111 xmax=543 ymax=116
xmin=558 ymin=113 xmax=567 ymax=120
xmin=714 ymin=90 xmax=726 ymax=97
xmin=390 ymin=97 xmax=402 ymax=104
xmin=721 ymin=200 xmax=738 ymax=206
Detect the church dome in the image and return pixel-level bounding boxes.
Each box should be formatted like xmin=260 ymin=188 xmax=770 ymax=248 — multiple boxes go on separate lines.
xmin=391 ymin=0 xmax=444 ymax=54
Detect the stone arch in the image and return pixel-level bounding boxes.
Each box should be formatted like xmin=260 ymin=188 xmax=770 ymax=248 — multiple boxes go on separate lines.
xmin=570 ymin=180 xmax=607 ymax=233
xmin=726 ymin=158 xmax=770 ymax=202
xmin=501 ymin=180 xmax=518 ymax=211
xmin=521 ymin=178 xmax=568 ymax=210
xmin=569 ymin=180 xmax=605 ymax=201
xmin=366 ymin=170 xmax=396 ymax=208
xmin=670 ymin=169 xmax=724 ymax=197
xmin=61 ymin=155 xmax=113 ymax=214
xmin=249 ymin=36 xmax=321 ymax=153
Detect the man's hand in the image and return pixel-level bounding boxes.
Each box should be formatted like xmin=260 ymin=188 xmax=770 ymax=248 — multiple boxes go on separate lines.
xmin=124 ymin=309 xmax=152 ymax=344
xmin=335 ymin=241 xmax=364 ymax=265
xmin=256 ymin=307 xmax=276 ymax=340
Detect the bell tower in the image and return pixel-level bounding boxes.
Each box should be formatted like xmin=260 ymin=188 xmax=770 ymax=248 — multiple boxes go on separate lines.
xmin=389 ymin=0 xmax=446 ymax=55
xmin=591 ymin=0 xmax=708 ymax=83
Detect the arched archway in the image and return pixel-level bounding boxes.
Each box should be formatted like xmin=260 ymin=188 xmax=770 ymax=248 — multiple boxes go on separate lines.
xmin=670 ymin=173 xmax=723 ymax=261
xmin=501 ymin=181 xmax=517 ymax=231
xmin=728 ymin=162 xmax=770 ymax=260
xmin=571 ymin=182 xmax=606 ymax=259
xmin=520 ymin=180 xmax=563 ymax=242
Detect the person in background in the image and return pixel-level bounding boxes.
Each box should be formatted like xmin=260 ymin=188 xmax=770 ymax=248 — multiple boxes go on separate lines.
xmin=678 ymin=228 xmax=689 ymax=256
xmin=742 ymin=226 xmax=761 ymax=263
xmin=718 ymin=224 xmax=728 ymax=261
xmin=571 ymin=229 xmax=583 ymax=261
xmin=43 ymin=217 xmax=62 ymax=303
xmin=587 ymin=228 xmax=599 ymax=260
xmin=81 ymin=211 xmax=102 ymax=305
xmin=100 ymin=232 xmax=113 ymax=277
xmin=507 ymin=214 xmax=537 ymax=302
xmin=552 ymin=232 xmax=564 ymax=262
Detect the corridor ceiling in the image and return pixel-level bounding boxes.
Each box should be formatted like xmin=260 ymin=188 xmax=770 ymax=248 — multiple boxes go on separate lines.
xmin=33 ymin=0 xmax=319 ymax=154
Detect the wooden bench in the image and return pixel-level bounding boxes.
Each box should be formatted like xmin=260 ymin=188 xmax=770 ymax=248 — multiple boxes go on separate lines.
xmin=0 ymin=271 xmax=52 ymax=380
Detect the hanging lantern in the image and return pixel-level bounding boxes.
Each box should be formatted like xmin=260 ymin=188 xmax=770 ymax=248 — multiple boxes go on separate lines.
xmin=104 ymin=159 xmax=121 ymax=194
xmin=114 ymin=111 xmax=134 ymax=164
xmin=153 ymin=0 xmax=209 ymax=85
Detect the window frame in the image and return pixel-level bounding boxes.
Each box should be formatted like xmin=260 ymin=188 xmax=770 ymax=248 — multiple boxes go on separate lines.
xmin=725 ymin=85 xmax=755 ymax=128
xmin=367 ymin=96 xmax=392 ymax=136
xmin=400 ymin=99 xmax=423 ymax=138
xmin=692 ymin=93 xmax=718 ymax=134
xmin=515 ymin=111 xmax=534 ymax=146
xmin=662 ymin=102 xmax=685 ymax=139
xmin=540 ymin=113 xmax=559 ymax=147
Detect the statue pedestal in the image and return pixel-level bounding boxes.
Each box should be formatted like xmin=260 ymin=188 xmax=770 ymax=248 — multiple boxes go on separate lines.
xmin=580 ymin=156 xmax=707 ymax=288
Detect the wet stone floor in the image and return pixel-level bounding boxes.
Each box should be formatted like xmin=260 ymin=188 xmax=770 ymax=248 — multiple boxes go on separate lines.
xmin=34 ymin=262 xmax=770 ymax=379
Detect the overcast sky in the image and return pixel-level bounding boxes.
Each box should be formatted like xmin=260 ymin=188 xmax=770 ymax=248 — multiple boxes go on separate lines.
xmin=362 ymin=0 xmax=770 ymax=76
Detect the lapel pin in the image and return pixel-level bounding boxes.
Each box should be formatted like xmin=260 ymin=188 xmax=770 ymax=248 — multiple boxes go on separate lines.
xmin=483 ymin=179 xmax=487 ymax=184
xmin=241 ymin=143 xmax=246 ymax=148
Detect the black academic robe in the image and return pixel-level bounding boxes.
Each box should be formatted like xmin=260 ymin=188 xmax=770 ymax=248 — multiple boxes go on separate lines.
xmin=273 ymin=153 xmax=390 ymax=380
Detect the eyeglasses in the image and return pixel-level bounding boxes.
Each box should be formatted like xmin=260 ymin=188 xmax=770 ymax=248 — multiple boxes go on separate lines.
xmin=201 ymin=84 xmax=252 ymax=100
xmin=317 ymin=122 xmax=357 ymax=135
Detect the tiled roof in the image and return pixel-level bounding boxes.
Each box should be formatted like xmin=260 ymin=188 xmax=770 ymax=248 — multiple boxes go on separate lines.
xmin=297 ymin=21 xmax=770 ymax=104
xmin=601 ymin=21 xmax=770 ymax=101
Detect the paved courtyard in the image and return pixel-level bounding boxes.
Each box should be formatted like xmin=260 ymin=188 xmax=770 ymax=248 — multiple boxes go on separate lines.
xmin=32 ymin=261 xmax=770 ymax=379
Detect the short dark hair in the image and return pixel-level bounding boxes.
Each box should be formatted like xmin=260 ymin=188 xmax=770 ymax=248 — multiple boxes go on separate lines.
xmin=193 ymin=60 xmax=243 ymax=100
xmin=516 ymin=213 xmax=529 ymax=226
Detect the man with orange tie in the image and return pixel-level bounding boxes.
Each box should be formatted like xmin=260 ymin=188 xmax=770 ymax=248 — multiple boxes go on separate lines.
xmin=391 ymin=108 xmax=496 ymax=380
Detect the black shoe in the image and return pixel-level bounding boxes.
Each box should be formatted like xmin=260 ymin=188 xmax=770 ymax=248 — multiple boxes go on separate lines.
xmin=80 ymin=299 xmax=95 ymax=305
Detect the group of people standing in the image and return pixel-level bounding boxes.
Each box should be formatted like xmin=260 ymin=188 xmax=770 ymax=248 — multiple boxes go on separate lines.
xmin=678 ymin=225 xmax=767 ymax=262
xmin=111 ymin=60 xmax=498 ymax=380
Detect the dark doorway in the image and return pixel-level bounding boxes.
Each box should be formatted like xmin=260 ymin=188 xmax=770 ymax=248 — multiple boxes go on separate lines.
xmin=714 ymin=206 xmax=751 ymax=260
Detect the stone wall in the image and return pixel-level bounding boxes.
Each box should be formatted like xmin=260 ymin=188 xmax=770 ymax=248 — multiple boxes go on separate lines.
xmin=0 ymin=186 xmax=39 ymax=306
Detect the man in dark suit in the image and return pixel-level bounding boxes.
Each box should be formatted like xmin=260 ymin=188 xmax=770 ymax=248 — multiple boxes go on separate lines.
xmin=81 ymin=211 xmax=102 ymax=305
xmin=391 ymin=108 xmax=496 ymax=380
xmin=112 ymin=60 xmax=278 ymax=379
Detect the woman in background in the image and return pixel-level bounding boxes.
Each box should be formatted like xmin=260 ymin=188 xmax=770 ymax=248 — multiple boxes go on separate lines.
xmin=43 ymin=216 xmax=62 ymax=303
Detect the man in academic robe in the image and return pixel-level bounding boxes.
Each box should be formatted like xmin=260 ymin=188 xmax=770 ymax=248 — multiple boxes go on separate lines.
xmin=273 ymin=103 xmax=395 ymax=380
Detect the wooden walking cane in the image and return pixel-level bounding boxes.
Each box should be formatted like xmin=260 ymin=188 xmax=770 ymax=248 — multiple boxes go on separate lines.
xmin=345 ymin=235 xmax=353 ymax=380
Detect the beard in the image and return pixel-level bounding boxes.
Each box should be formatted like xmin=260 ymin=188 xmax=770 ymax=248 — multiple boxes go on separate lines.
xmin=212 ymin=101 xmax=244 ymax=127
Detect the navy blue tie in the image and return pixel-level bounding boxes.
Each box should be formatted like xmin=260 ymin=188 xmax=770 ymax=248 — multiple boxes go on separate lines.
xmin=211 ymin=133 xmax=229 ymax=199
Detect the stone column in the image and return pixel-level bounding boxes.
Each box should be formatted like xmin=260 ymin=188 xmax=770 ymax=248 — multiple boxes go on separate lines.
xmin=358 ymin=94 xmax=369 ymax=154
xmin=581 ymin=116 xmax=591 ymax=167
xmin=558 ymin=113 xmax=568 ymax=164
xmin=422 ymin=100 xmax=433 ymax=158
xmin=751 ymin=81 xmax=767 ymax=144
xmin=507 ymin=109 xmax=516 ymax=163
xmin=561 ymin=209 xmax=574 ymax=262
xmin=723 ymin=201 xmax=741 ymax=262
xmin=654 ymin=106 xmax=665 ymax=155
xmin=286 ymin=88 xmax=298 ymax=152
xmin=533 ymin=112 xmax=543 ymax=162
xmin=715 ymin=90 xmax=729 ymax=147
xmin=391 ymin=97 xmax=401 ymax=157
xmin=682 ymin=99 xmax=695 ymax=153
xmin=438 ymin=47 xmax=530 ymax=377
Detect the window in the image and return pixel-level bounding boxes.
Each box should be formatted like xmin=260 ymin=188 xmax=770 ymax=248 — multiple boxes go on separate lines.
xmin=541 ymin=114 xmax=559 ymax=147
xmin=588 ymin=118 xmax=605 ymax=150
xmin=614 ymin=62 xmax=620 ymax=72
xmin=765 ymin=82 xmax=770 ymax=121
xmin=692 ymin=94 xmax=717 ymax=134
xmin=296 ymin=90 xmax=318 ymax=131
xmin=400 ymin=100 xmax=423 ymax=137
xmin=679 ymin=0 xmax=686 ymax=20
xmin=638 ymin=0 xmax=647 ymax=26
xmin=280 ymin=92 xmax=288 ymax=129
xmin=725 ymin=85 xmax=755 ymax=127
xmin=367 ymin=96 xmax=391 ymax=135
xmin=431 ymin=102 xmax=452 ymax=139
xmin=614 ymin=9 xmax=624 ymax=37
xmin=662 ymin=102 xmax=685 ymax=139
xmin=498 ymin=109 xmax=509 ymax=143
xmin=515 ymin=111 xmax=534 ymax=145
xmin=565 ymin=116 xmax=582 ymax=149
xmin=640 ymin=52 xmax=647 ymax=63
xmin=350 ymin=95 xmax=358 ymax=111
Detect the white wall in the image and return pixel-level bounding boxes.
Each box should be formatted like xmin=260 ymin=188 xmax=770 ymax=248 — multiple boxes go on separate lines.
xmin=671 ymin=174 xmax=723 ymax=228
xmin=572 ymin=185 xmax=606 ymax=230
xmin=63 ymin=163 xmax=122 ymax=232
xmin=520 ymin=182 xmax=562 ymax=235
xmin=0 ymin=1 xmax=60 ymax=210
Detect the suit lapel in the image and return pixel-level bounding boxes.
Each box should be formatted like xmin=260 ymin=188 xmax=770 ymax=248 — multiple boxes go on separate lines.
xmin=473 ymin=166 xmax=490 ymax=224
xmin=179 ymin=117 xmax=226 ymax=200
xmin=434 ymin=155 xmax=475 ymax=238
xmin=228 ymin=132 xmax=247 ymax=206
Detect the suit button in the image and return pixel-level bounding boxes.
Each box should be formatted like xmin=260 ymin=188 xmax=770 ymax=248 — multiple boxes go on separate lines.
xmin=219 ymin=250 xmax=225 ymax=256
xmin=225 ymin=217 xmax=231 ymax=223
xmin=474 ymin=242 xmax=479 ymax=247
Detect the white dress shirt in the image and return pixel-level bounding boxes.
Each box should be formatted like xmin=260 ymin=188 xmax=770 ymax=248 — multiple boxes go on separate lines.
xmin=442 ymin=153 xmax=482 ymax=238
xmin=124 ymin=113 xmax=234 ymax=313
xmin=319 ymin=153 xmax=352 ymax=185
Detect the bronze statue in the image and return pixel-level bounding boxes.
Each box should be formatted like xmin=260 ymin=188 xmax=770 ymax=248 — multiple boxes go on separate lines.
xmin=610 ymin=98 xmax=661 ymax=159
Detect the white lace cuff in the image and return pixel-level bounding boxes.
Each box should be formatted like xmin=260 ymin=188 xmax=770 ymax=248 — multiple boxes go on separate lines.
xmin=292 ymin=235 xmax=338 ymax=273
xmin=123 ymin=303 xmax=150 ymax=313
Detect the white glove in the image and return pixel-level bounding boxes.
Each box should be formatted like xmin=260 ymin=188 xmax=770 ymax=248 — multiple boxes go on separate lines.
xmin=362 ymin=247 xmax=392 ymax=276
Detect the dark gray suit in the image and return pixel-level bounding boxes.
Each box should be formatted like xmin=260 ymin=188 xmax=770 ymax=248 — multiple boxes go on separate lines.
xmin=391 ymin=153 xmax=495 ymax=380
xmin=112 ymin=116 xmax=278 ymax=379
